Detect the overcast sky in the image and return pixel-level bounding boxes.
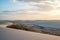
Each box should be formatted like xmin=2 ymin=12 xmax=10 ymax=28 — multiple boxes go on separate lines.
xmin=0 ymin=0 xmax=60 ymax=20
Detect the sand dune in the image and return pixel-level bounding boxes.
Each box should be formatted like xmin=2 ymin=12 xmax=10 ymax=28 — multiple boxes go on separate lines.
xmin=0 ymin=25 xmax=7 ymax=28
xmin=0 ymin=22 xmax=13 ymax=28
xmin=0 ymin=28 xmax=60 ymax=40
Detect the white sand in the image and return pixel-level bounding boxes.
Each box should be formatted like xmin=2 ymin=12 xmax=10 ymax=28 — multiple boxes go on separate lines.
xmin=0 ymin=23 xmax=13 ymax=28
xmin=0 ymin=28 xmax=60 ymax=40
xmin=0 ymin=25 xmax=7 ymax=28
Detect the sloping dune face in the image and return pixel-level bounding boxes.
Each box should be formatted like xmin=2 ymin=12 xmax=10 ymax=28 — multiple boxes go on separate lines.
xmin=0 ymin=28 xmax=60 ymax=40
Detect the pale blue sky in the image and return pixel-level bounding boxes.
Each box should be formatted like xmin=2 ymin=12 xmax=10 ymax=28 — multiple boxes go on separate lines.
xmin=0 ymin=0 xmax=22 ymax=12
xmin=0 ymin=0 xmax=38 ymax=12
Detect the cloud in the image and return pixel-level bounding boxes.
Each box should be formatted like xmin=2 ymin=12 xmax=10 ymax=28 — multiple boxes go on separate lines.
xmin=11 ymin=0 xmax=16 ymax=2
xmin=17 ymin=0 xmax=42 ymax=2
xmin=0 ymin=9 xmax=60 ymax=20
xmin=16 ymin=0 xmax=60 ymax=11
xmin=0 ymin=0 xmax=60 ymax=20
xmin=10 ymin=0 xmax=60 ymax=11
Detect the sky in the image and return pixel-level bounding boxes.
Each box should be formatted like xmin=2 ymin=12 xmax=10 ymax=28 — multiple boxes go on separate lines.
xmin=0 ymin=0 xmax=60 ymax=20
